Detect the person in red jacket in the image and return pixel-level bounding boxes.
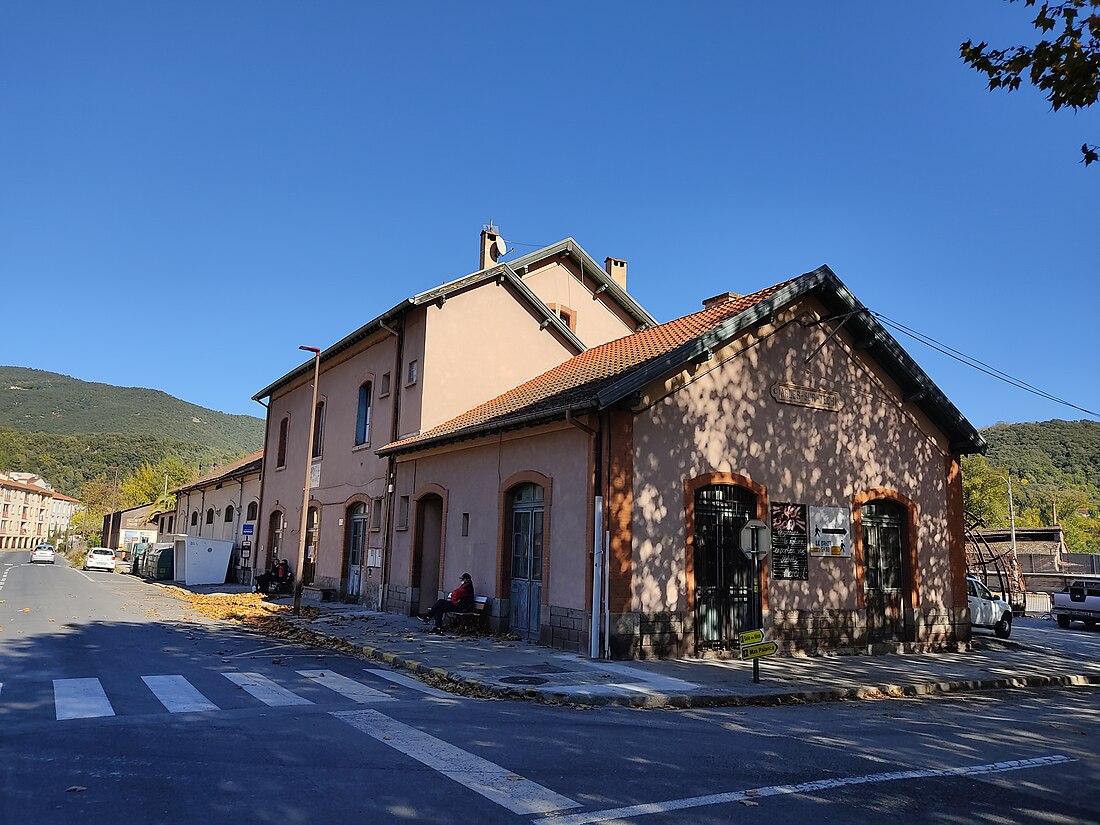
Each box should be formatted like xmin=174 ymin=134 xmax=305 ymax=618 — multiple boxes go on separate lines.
xmin=419 ymin=572 xmax=474 ymax=631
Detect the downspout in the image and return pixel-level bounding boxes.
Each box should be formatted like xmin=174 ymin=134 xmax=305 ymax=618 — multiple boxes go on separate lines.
xmin=254 ymin=398 xmax=270 ymax=573
xmin=566 ymin=410 xmax=605 ymax=659
xmin=380 ymin=318 xmax=404 ymax=613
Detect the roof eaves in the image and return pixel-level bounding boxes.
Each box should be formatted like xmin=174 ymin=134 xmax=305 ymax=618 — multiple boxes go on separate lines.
xmin=409 ymin=262 xmax=586 ymax=353
xmin=595 ymin=270 xmax=828 ymax=408
xmin=809 ymin=271 xmax=987 ymax=454
xmin=252 ymin=300 xmax=412 ymax=401
xmin=500 ymin=264 xmax=587 ymax=353
xmin=507 ymin=238 xmax=658 ymax=329
xmin=377 ymin=400 xmax=599 ymax=457
xmin=172 ymin=454 xmax=264 ymax=494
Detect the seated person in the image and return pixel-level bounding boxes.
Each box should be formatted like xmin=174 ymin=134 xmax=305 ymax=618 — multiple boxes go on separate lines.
xmin=255 ymin=559 xmax=290 ymax=593
xmin=419 ymin=572 xmax=474 ymax=631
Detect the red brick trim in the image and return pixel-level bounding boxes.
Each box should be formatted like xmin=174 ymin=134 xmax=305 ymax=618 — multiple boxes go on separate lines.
xmin=605 ymin=409 xmax=634 ymax=614
xmin=945 ymin=455 xmax=967 ymax=609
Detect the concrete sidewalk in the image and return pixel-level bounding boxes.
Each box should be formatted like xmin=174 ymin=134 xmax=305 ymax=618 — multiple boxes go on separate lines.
xmin=173 ymin=584 xmax=1100 ymax=708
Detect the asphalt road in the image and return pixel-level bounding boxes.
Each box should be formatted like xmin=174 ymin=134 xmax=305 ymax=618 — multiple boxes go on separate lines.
xmin=2 ymin=551 xmax=1098 ymax=824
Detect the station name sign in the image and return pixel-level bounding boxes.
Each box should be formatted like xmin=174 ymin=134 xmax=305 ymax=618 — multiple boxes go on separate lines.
xmin=770 ymin=382 xmax=842 ymax=412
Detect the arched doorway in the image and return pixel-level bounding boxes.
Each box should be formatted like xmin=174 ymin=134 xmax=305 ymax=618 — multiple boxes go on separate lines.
xmin=412 ymin=494 xmax=444 ymax=616
xmin=861 ymin=499 xmax=907 ymax=643
xmin=267 ymin=510 xmax=283 ymax=568
xmin=303 ymin=507 xmax=319 ymax=586
xmin=345 ymin=503 xmax=368 ymax=601
xmin=693 ymin=484 xmax=756 ymax=651
xmin=507 ymin=482 xmax=544 ymax=641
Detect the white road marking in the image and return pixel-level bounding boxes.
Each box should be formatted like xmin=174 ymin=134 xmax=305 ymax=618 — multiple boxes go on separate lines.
xmin=142 ymin=675 xmax=219 ymax=713
xmin=538 ymin=754 xmax=1075 ymax=825
xmin=222 ymin=672 xmax=313 ymax=706
xmin=298 ymin=670 xmax=396 ymax=703
xmin=334 ymin=709 xmax=581 ymax=815
xmin=364 ymin=668 xmax=457 ymax=699
xmin=54 ymin=678 xmax=115 ymax=720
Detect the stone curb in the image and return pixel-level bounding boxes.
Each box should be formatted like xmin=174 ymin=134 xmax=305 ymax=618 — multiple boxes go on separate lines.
xmin=155 ymin=589 xmax=1100 ymax=710
xmin=338 ymin=631 xmax=1100 ymax=709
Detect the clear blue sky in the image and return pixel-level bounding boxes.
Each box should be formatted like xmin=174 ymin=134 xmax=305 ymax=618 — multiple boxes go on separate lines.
xmin=2 ymin=2 xmax=1097 ymax=428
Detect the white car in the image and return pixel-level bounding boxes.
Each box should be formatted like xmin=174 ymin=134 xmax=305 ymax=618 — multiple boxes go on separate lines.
xmin=83 ymin=547 xmax=116 ymax=572
xmin=967 ymin=575 xmax=1012 ymax=638
xmin=31 ymin=544 xmax=56 ymax=564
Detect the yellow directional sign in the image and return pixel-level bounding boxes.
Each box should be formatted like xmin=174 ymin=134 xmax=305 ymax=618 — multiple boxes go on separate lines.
xmin=740 ymin=641 xmax=778 ymax=660
xmin=738 ymin=629 xmax=764 ymax=646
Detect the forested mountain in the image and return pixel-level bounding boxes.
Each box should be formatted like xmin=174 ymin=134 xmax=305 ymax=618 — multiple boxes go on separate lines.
xmin=981 ymin=420 xmax=1100 ymax=490
xmin=0 ymin=366 xmax=262 ymax=453
xmin=965 ymin=419 xmax=1100 ymax=554
xmin=0 ymin=367 xmax=263 ymax=499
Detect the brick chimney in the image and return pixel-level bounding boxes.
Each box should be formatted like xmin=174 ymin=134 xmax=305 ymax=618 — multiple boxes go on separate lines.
xmin=702 ymin=292 xmax=741 ymax=309
xmin=480 ymin=225 xmax=505 ymax=270
xmin=604 ymin=257 xmax=627 ymax=291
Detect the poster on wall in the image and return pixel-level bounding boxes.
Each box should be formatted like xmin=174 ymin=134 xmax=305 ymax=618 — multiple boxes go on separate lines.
xmin=809 ymin=506 xmax=852 ymax=557
xmin=770 ymin=502 xmax=809 ymax=580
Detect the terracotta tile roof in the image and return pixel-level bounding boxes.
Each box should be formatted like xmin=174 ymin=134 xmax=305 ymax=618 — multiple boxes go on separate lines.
xmin=173 ymin=449 xmax=263 ymax=493
xmin=381 ymin=280 xmax=796 ymax=454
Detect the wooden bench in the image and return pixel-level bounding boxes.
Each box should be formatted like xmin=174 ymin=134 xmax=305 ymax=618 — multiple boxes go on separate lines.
xmin=444 ymin=596 xmax=489 ymax=634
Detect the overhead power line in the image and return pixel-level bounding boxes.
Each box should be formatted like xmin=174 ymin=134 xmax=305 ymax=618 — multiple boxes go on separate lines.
xmin=869 ymin=311 xmax=1100 ymax=420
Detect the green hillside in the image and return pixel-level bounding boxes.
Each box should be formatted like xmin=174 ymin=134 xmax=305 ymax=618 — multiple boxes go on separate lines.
xmin=0 ymin=366 xmax=262 ymax=454
xmin=965 ymin=419 xmax=1100 ymax=554
xmin=0 ymin=366 xmax=263 ymax=499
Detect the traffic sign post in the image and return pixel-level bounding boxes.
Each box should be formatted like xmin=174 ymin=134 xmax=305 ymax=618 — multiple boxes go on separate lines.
xmin=740 ymin=641 xmax=778 ymax=660
xmin=738 ymin=519 xmax=771 ymax=683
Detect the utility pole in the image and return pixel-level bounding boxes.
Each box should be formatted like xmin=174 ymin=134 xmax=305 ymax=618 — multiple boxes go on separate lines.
xmin=293 ymin=346 xmax=322 ymax=617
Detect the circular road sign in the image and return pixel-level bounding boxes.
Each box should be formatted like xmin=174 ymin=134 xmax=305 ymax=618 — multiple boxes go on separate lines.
xmin=739 ymin=518 xmax=771 ymax=561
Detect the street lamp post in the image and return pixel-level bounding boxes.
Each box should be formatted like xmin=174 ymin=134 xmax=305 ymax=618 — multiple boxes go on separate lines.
xmin=293 ymin=345 xmax=321 ymax=617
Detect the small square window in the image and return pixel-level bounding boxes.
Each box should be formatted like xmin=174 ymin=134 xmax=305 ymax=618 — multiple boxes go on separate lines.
xmin=406 ymin=360 xmax=418 ymax=386
xmin=397 ymin=496 xmax=410 ymax=530
xmin=461 ymin=513 xmax=469 ymax=537
xmin=380 ymin=372 xmax=391 ymax=397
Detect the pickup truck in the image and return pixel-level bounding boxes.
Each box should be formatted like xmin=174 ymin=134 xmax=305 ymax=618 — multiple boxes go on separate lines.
xmin=1051 ymin=580 xmax=1100 ymax=629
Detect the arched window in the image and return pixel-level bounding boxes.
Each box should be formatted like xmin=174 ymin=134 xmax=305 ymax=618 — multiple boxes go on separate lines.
xmin=191 ymin=510 xmax=198 ymax=526
xmin=246 ymin=501 xmax=258 ymax=521
xmin=312 ymin=402 xmax=325 ymax=459
xmin=355 ymin=382 xmax=372 ymax=446
xmin=277 ymin=416 xmax=289 ymax=467
xmin=224 ymin=504 xmax=235 ymax=523
xmin=206 ymin=508 xmax=215 ymax=525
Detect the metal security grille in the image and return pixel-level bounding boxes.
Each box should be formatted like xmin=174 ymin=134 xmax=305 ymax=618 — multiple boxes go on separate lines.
xmin=862 ymin=500 xmax=906 ymax=643
xmin=694 ymin=485 xmax=756 ymax=650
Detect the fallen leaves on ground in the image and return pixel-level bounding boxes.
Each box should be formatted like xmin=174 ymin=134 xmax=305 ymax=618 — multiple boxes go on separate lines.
xmin=175 ymin=592 xmax=365 ymax=655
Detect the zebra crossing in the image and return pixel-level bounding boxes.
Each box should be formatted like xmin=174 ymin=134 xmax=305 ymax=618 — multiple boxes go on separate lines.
xmin=0 ymin=667 xmax=431 ymax=722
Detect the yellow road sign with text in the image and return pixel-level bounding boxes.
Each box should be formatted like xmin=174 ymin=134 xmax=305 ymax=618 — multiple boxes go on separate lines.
xmin=738 ymin=629 xmax=764 ymax=646
xmin=740 ymin=641 xmax=778 ymax=660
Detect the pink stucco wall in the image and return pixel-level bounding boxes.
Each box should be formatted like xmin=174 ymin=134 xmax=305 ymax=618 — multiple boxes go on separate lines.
xmin=389 ymin=424 xmax=592 ymax=610
xmin=521 ymin=259 xmax=640 ymax=346
xmin=419 ymin=280 xmax=580 ymax=433
xmin=632 ymin=299 xmax=960 ymax=620
xmin=261 ymin=330 xmax=397 ymax=591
